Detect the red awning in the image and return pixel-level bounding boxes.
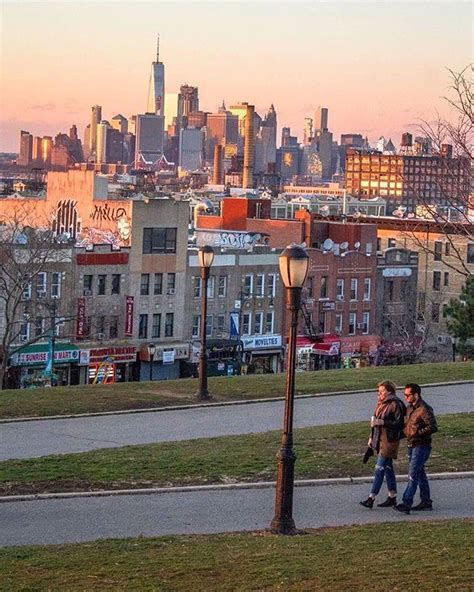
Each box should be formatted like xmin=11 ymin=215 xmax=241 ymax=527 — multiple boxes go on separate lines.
xmin=312 ymin=337 xmax=340 ymax=356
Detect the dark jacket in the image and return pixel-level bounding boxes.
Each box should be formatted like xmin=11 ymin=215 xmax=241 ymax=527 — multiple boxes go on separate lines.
xmin=405 ymin=398 xmax=438 ymax=447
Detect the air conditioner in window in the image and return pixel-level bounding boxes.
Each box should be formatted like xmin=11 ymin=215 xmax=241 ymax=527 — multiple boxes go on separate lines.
xmin=97 ymin=333 xmax=105 ymax=341
xmin=83 ymin=289 xmax=92 ymax=296
xmin=37 ymin=291 xmax=47 ymax=299
xmin=20 ymin=334 xmax=28 ymax=342
xmin=336 ymin=295 xmax=344 ymax=301
xmin=268 ymin=298 xmax=274 ymax=306
xmin=167 ymin=288 xmax=176 ymax=295
xmin=357 ymin=323 xmax=365 ymax=329
xmin=437 ymin=335 xmax=447 ymax=344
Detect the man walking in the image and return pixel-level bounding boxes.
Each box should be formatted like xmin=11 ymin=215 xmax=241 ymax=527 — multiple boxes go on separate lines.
xmin=394 ymin=383 xmax=438 ymax=515
xmin=360 ymin=380 xmax=406 ymax=509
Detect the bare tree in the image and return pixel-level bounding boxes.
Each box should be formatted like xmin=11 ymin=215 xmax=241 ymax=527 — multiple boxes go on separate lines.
xmin=0 ymin=205 xmax=74 ymax=388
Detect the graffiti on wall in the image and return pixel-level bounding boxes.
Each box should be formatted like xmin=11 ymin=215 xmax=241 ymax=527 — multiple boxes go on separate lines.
xmin=52 ymin=199 xmax=82 ymax=239
xmin=197 ymin=230 xmax=270 ymax=249
xmin=90 ymin=203 xmax=128 ymax=223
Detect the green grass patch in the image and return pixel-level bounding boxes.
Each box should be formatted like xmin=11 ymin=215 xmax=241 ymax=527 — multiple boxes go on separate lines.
xmin=1 ymin=414 xmax=472 ymax=496
xmin=0 ymin=520 xmax=472 ymax=591
xmin=0 ymin=361 xmax=473 ymax=419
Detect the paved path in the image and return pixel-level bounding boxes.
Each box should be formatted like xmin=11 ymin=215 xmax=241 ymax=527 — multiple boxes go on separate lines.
xmin=0 ymin=477 xmax=472 ymax=547
xmin=1 ymin=384 xmax=473 ymax=460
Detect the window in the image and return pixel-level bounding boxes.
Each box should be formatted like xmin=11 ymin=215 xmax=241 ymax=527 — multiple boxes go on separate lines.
xmin=401 ymin=280 xmax=410 ymax=300
xmin=445 ymin=243 xmax=451 ymax=256
xmin=306 ymin=277 xmax=314 ymax=299
xmin=444 ymin=272 xmax=449 ymax=287
xmin=34 ymin=317 xmax=44 ymax=338
xmin=255 ymin=274 xmax=264 ymax=297
xmin=336 ymin=279 xmax=344 ymax=300
xmin=36 ymin=272 xmax=47 ymax=298
xmin=142 ymin=227 xmax=177 ymax=254
xmin=265 ymin=311 xmax=274 ymax=334
xmin=84 ymin=316 xmax=91 ymax=338
xmin=97 ymin=275 xmax=106 ymax=296
xmin=366 ymin=242 xmax=373 ymax=255
xmin=207 ymin=276 xmax=215 ymax=299
xmin=363 ymin=278 xmax=371 ymax=301
xmin=111 ymin=274 xmax=121 ymax=295
xmin=19 ymin=321 xmax=29 ymax=342
xmin=165 ymin=313 xmax=174 ymax=337
xmin=318 ymin=312 xmax=326 ymax=333
xmin=83 ymin=274 xmax=93 ymax=295
xmin=206 ymin=314 xmax=213 ymax=338
xmin=218 ymin=276 xmax=227 ymax=297
xmin=51 ymin=272 xmax=61 ymax=298
xmin=140 ymin=274 xmax=150 ymax=296
xmin=467 ymin=244 xmax=474 ymax=264
xmin=97 ymin=315 xmax=106 ymax=335
xmin=167 ymin=273 xmax=176 ymax=292
xmin=192 ymin=315 xmax=200 ymax=338
xmin=377 ymin=238 xmax=382 ymax=251
xmin=267 ymin=274 xmax=276 ymax=298
xmin=387 ymin=280 xmax=394 ymax=301
xmin=254 ymin=312 xmax=264 ymax=334
xmin=138 ymin=314 xmax=148 ymax=339
xmin=217 ymin=314 xmax=226 ymax=333
xmin=350 ymin=278 xmax=358 ymax=301
xmin=22 ymin=281 xmax=32 ymax=300
xmin=434 ymin=241 xmax=442 ymax=261
xmin=442 ymin=303 xmax=449 ymax=319
xmin=362 ymin=312 xmax=369 ymax=334
xmin=335 ymin=314 xmax=343 ymax=333
xmin=193 ymin=276 xmax=202 ymax=298
xmin=349 ymin=313 xmax=356 ymax=335
xmin=244 ymin=275 xmax=253 ymax=297
xmin=433 ymin=271 xmax=441 ymax=291
xmin=388 ymin=237 xmax=396 ymax=248
xmin=154 ymin=273 xmax=163 ymax=295
xmin=109 ymin=316 xmax=118 ymax=339
xmin=242 ymin=313 xmax=251 ymax=335
xmin=417 ymin=292 xmax=426 ymax=320
xmin=152 ymin=314 xmax=161 ymax=338
xmin=320 ymin=276 xmax=328 ymax=299
xmin=431 ymin=303 xmax=440 ymax=323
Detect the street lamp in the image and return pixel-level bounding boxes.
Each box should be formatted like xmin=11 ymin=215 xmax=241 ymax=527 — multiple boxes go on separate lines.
xmin=270 ymin=244 xmax=309 ymax=535
xmin=451 ymin=337 xmax=456 ymax=363
xmin=148 ymin=343 xmax=156 ymax=381
xmin=196 ymin=245 xmax=214 ymax=400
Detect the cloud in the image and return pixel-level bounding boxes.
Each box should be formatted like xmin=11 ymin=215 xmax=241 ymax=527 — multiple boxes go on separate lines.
xmin=29 ymin=102 xmax=56 ymax=112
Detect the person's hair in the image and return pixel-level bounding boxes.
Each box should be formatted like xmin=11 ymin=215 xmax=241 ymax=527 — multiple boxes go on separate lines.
xmin=377 ymin=380 xmax=397 ymax=394
xmin=405 ymin=383 xmax=421 ymax=396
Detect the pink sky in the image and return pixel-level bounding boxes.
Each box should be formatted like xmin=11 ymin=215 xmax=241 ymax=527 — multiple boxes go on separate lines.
xmin=1 ymin=1 xmax=472 ymax=152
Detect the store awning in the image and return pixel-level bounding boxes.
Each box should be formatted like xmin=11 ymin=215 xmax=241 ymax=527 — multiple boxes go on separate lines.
xmin=312 ymin=335 xmax=341 ymax=356
xmin=10 ymin=343 xmax=80 ymax=366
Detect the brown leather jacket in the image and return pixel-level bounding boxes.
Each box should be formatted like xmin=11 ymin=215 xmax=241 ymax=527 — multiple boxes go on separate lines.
xmin=405 ymin=398 xmax=438 ymax=447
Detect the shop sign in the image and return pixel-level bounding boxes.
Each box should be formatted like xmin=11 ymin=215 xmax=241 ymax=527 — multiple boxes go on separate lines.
xmin=242 ymin=335 xmax=282 ymax=350
xmin=124 ymin=296 xmax=134 ymax=336
xmin=12 ymin=348 xmax=80 ymax=367
xmin=79 ymin=350 xmax=90 ymax=365
xmin=162 ymin=349 xmax=175 ymax=364
xmin=76 ymin=298 xmax=86 ymax=338
xmin=382 ymin=268 xmax=412 ymax=277
xmin=321 ymin=301 xmax=335 ymax=311
xmin=89 ymin=346 xmax=136 ymax=364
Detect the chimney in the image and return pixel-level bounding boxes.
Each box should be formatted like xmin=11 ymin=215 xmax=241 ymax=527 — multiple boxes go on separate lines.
xmin=212 ymin=144 xmax=223 ymax=184
xmin=242 ymin=104 xmax=255 ymax=189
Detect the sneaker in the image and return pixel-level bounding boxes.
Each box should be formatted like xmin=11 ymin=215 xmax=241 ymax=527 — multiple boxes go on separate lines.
xmin=394 ymin=503 xmax=411 ymax=514
xmin=412 ymin=500 xmax=433 ymax=511
xmin=377 ymin=497 xmax=396 ymax=507
xmin=360 ymin=497 xmax=374 ymax=509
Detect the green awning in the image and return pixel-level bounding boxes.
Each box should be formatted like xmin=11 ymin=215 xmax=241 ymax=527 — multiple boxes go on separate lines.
xmin=10 ymin=343 xmax=80 ymax=366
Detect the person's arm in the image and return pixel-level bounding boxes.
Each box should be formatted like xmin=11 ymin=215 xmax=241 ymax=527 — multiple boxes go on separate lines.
xmin=416 ymin=404 xmax=438 ymax=437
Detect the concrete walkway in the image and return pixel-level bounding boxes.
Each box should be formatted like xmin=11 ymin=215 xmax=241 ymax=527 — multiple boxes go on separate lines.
xmin=0 ymin=476 xmax=472 ymax=547
xmin=1 ymin=383 xmax=473 ymax=460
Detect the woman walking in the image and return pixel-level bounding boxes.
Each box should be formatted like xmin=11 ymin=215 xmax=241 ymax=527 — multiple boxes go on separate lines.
xmin=360 ymin=380 xmax=406 ymax=509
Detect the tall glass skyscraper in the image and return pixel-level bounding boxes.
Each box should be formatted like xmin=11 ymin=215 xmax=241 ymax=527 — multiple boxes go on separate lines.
xmin=147 ymin=36 xmax=165 ymax=116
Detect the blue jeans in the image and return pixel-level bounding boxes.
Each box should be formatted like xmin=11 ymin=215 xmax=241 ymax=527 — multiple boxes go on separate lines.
xmin=402 ymin=445 xmax=432 ymax=507
xmin=370 ymin=454 xmax=397 ymax=496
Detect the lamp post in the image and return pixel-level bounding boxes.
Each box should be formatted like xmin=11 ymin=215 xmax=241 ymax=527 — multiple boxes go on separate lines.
xmin=270 ymin=244 xmax=309 ymax=535
xmin=148 ymin=343 xmax=156 ymax=381
xmin=196 ymin=245 xmax=214 ymax=400
xmin=451 ymin=337 xmax=456 ymax=363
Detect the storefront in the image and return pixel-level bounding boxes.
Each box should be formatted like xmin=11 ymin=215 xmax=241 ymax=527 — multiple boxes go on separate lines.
xmin=340 ymin=335 xmax=381 ymax=368
xmin=188 ymin=339 xmax=241 ymax=377
xmin=296 ymin=335 xmax=341 ymax=371
xmin=241 ymin=334 xmax=283 ymax=374
xmin=9 ymin=343 xmax=81 ymax=388
xmin=139 ymin=343 xmax=190 ymax=381
xmin=83 ymin=346 xmax=137 ymax=384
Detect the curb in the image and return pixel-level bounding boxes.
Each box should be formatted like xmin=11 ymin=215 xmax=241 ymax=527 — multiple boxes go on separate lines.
xmin=1 ymin=471 xmax=472 ymax=504
xmin=1 ymin=380 xmax=473 ymax=424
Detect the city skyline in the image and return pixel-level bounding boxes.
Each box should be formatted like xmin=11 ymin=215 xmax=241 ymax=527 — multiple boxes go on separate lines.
xmin=0 ymin=0 xmax=472 ymax=152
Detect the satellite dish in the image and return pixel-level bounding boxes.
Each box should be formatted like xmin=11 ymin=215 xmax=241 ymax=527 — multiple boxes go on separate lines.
xmin=354 ymin=241 xmax=361 ymax=250
xmin=322 ymin=238 xmax=334 ymax=251
xmin=340 ymin=241 xmax=349 ymax=250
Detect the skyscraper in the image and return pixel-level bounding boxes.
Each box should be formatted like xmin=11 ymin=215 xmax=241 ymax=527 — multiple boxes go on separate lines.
xmin=177 ymin=85 xmax=199 ymax=118
xmin=135 ymin=113 xmax=165 ymax=168
xmin=89 ymin=105 xmax=102 ymax=158
xmin=18 ymin=130 xmax=33 ymax=166
xmin=147 ymin=35 xmax=165 ymax=116
xmin=255 ymin=104 xmax=277 ymax=174
xmin=314 ymin=106 xmax=328 ymax=132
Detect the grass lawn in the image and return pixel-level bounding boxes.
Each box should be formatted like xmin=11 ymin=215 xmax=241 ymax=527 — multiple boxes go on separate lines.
xmin=0 ymin=520 xmax=472 ymax=591
xmin=1 ymin=414 xmax=472 ymax=496
xmin=0 ymin=361 xmax=473 ymax=419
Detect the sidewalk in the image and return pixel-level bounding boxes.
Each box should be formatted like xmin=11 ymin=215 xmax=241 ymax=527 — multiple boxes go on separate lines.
xmin=1 ymin=476 xmax=472 ymax=547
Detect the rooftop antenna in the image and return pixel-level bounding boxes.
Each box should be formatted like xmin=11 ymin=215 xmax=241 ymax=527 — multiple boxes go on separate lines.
xmin=156 ymin=34 xmax=160 ymax=62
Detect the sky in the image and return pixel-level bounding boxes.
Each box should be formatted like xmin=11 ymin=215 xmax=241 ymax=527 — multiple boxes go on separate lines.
xmin=0 ymin=0 xmax=472 ymax=152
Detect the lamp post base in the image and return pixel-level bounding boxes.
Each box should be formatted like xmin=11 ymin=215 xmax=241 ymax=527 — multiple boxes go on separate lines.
xmin=270 ymin=444 xmax=297 ymax=535
xmin=269 ymin=516 xmax=297 ymax=535
xmin=196 ymin=388 xmax=211 ymax=400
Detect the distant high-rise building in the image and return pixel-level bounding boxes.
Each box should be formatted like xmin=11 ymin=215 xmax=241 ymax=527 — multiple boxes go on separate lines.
xmin=164 ymin=93 xmax=179 ymax=129
xmin=242 ymin=104 xmax=255 ymax=189
xmin=188 ymin=110 xmax=207 ymax=129
xmin=18 ymin=130 xmax=33 ymax=166
xmin=281 ymin=127 xmax=298 ymax=147
xmin=96 ymin=121 xmax=110 ymax=164
xmin=135 ymin=113 xmax=165 ymax=168
xmin=69 ymin=125 xmax=78 ymax=141
xmin=89 ymin=105 xmax=102 ymax=158
xmin=205 ymin=106 xmax=239 ymax=161
xmin=32 ymin=136 xmax=43 ymax=163
xmin=41 ymin=136 xmax=53 ymax=166
xmin=178 ymin=85 xmax=199 ymax=118
xmin=314 ymin=106 xmax=328 ymax=132
xmin=303 ymin=118 xmax=313 ymax=146
xmin=111 ymin=114 xmax=128 ymax=135
xmin=178 ymin=128 xmax=203 ymax=171
xmin=338 ymin=134 xmax=364 ymax=172
xmin=147 ymin=35 xmax=165 ymax=116
xmin=255 ymin=104 xmax=277 ymax=174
